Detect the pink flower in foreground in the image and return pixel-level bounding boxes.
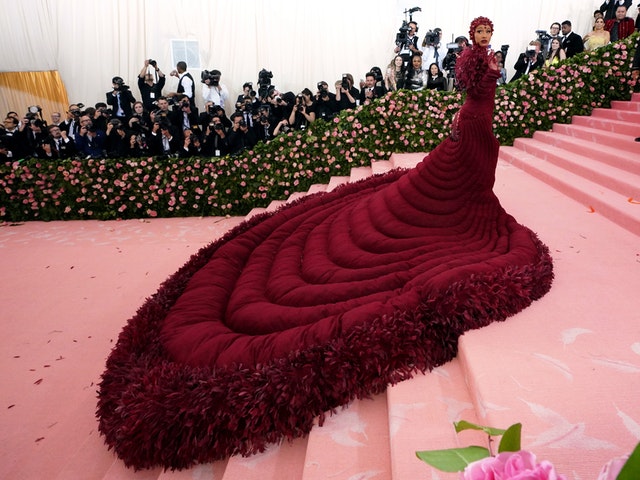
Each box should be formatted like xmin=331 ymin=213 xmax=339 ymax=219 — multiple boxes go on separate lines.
xmin=596 ymin=454 xmax=629 ymax=480
xmin=463 ymin=451 xmax=566 ymax=480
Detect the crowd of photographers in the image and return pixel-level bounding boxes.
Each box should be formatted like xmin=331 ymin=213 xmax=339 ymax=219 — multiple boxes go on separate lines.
xmin=3 ymin=2 xmax=639 ymax=162
xmin=0 ymin=59 xmax=384 ymax=162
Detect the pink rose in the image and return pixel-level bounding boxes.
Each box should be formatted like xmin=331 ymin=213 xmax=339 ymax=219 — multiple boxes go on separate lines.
xmin=596 ymin=455 xmax=629 ymax=480
xmin=463 ymin=451 xmax=566 ymax=480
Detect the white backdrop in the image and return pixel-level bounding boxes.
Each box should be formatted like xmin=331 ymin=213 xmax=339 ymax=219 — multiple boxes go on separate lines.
xmin=0 ymin=0 xmax=605 ymax=113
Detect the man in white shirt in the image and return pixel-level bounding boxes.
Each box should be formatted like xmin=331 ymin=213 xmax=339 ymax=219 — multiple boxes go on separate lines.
xmin=201 ymin=69 xmax=230 ymax=109
xmin=170 ymin=61 xmax=195 ymax=108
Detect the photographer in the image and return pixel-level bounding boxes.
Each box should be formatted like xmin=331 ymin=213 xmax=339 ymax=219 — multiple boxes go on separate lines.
xmin=264 ymin=89 xmax=294 ymax=123
xmin=254 ymin=105 xmax=275 ymax=143
xmin=227 ymin=111 xmax=257 ymax=155
xmin=201 ymin=69 xmax=230 ymax=109
xmin=510 ymin=40 xmax=544 ymax=82
xmin=441 ymin=36 xmax=469 ymax=80
xmin=148 ymin=120 xmax=180 ymax=157
xmin=170 ymin=94 xmax=200 ymax=140
xmin=60 ymin=104 xmax=83 ymax=140
xmin=75 ymin=121 xmax=106 ymax=159
xmin=128 ymin=101 xmax=152 ymax=138
xmin=106 ymin=76 xmax=136 ymax=123
xmin=420 ymin=28 xmax=447 ymax=70
xmin=105 ymin=118 xmax=130 ymax=158
xmin=394 ymin=21 xmax=421 ymax=67
xmin=314 ymin=81 xmax=338 ymax=121
xmin=288 ymin=88 xmax=316 ymax=130
xmin=202 ymin=113 xmax=229 ymax=157
xmin=138 ymin=59 xmax=166 ymax=112
xmin=335 ymin=73 xmax=359 ymax=111
xmin=92 ymin=102 xmax=112 ymax=132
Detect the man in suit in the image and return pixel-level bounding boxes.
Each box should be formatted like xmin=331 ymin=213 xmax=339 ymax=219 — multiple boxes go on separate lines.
xmin=510 ymin=41 xmax=545 ymax=82
xmin=46 ymin=124 xmax=77 ymax=159
xmin=106 ymin=77 xmax=136 ymax=123
xmin=560 ymin=20 xmax=584 ymax=58
xmin=605 ymin=5 xmax=636 ymax=41
xmin=599 ymin=0 xmax=632 ymax=20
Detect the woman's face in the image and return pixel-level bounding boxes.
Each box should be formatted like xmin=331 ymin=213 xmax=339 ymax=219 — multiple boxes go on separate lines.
xmin=594 ymin=18 xmax=605 ymax=29
xmin=551 ymin=38 xmax=560 ymax=50
xmin=412 ymin=56 xmax=422 ymax=69
xmin=429 ymin=64 xmax=439 ymax=75
xmin=394 ymin=56 xmax=404 ymax=67
xmin=474 ymin=24 xmax=493 ymax=47
xmin=134 ymin=103 xmax=144 ymax=113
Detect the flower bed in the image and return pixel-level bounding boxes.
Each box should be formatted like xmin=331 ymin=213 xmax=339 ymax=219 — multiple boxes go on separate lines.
xmin=1 ymin=35 xmax=636 ymax=222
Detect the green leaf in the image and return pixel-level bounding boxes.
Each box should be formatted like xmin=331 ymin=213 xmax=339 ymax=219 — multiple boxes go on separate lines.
xmin=617 ymin=442 xmax=640 ymax=480
xmin=415 ymin=446 xmax=490 ymax=472
xmin=454 ymin=420 xmax=507 ymax=437
xmin=498 ymin=423 xmax=522 ymax=452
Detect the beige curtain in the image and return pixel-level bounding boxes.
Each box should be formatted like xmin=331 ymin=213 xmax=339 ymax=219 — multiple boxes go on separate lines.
xmin=0 ymin=0 xmax=600 ymax=114
xmin=0 ymin=71 xmax=70 ymax=123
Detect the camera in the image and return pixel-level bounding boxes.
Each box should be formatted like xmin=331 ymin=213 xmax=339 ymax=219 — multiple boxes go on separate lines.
xmin=525 ymin=46 xmax=538 ymax=59
xmin=423 ymin=29 xmax=439 ymax=46
xmin=112 ymin=76 xmax=129 ymax=90
xmin=257 ymin=68 xmax=274 ymax=98
xmin=500 ymin=44 xmax=510 ymax=61
xmin=341 ymin=74 xmax=350 ymax=90
xmin=148 ymin=59 xmax=157 ymax=68
xmin=396 ymin=21 xmax=411 ymax=46
xmin=238 ymin=119 xmax=247 ymax=128
xmin=535 ymin=29 xmax=552 ymax=51
xmin=108 ymin=118 xmax=123 ymax=128
xmin=28 ymin=105 xmax=42 ymax=114
xmin=201 ymin=69 xmax=221 ymax=86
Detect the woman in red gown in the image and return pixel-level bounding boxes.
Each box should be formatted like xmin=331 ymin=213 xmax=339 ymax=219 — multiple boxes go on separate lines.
xmin=98 ymin=17 xmax=553 ymax=470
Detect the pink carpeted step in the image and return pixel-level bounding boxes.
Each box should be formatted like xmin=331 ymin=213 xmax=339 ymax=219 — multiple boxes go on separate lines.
xmin=533 ymin=129 xmax=640 ymax=174
xmin=499 ymin=146 xmax=640 ymax=236
xmin=459 ymin=158 xmax=640 ymax=477
xmin=246 ymin=207 xmax=268 ymax=219
xmin=571 ymin=114 xmax=640 ymax=138
xmin=512 ymin=137 xmax=640 ymax=197
xmin=611 ymin=99 xmax=640 ymax=111
xmin=349 ymin=165 xmax=373 ymax=182
xmin=286 ymin=191 xmax=308 ymax=203
xmin=157 ymin=462 xmax=227 ymax=479
xmin=387 ymin=359 xmax=486 ymax=480
xmin=266 ymin=199 xmax=286 ymax=212
xmin=389 ymin=152 xmax=424 ymax=169
xmin=220 ymin=440 xmax=306 ymax=480
xmin=591 ymin=107 xmax=640 ymax=123
xmin=326 ymin=175 xmax=350 ymax=192
xmin=307 ymin=183 xmax=328 ymax=195
xmin=552 ymin=123 xmax=640 ymax=155
xmin=300 ymin=395 xmax=391 ymax=480
xmin=371 ymin=160 xmax=393 ymax=175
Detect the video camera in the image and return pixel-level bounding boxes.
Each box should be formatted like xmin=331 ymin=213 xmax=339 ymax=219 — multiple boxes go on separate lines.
xmin=395 ymin=6 xmax=421 ymax=47
xmin=535 ymin=29 xmax=552 ymax=51
xmin=422 ymin=29 xmax=440 ymax=47
xmin=257 ymin=69 xmax=274 ymax=98
xmin=201 ymin=69 xmax=221 ymax=86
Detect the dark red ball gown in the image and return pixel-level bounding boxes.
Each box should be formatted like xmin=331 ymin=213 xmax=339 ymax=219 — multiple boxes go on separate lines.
xmin=97 ymin=60 xmax=553 ymax=470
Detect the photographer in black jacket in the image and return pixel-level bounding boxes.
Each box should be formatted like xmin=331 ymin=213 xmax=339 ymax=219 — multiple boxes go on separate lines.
xmin=106 ymin=76 xmax=136 ymax=123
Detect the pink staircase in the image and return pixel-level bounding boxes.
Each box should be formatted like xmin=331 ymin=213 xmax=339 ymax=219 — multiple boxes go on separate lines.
xmin=1 ymin=97 xmax=639 ymax=480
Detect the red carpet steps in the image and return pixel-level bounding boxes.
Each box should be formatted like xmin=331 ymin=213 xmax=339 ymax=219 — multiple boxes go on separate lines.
xmin=1 ymin=96 xmax=639 ymax=479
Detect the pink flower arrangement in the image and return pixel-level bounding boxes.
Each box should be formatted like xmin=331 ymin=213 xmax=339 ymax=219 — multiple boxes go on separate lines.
xmin=463 ymin=451 xmax=566 ymax=480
